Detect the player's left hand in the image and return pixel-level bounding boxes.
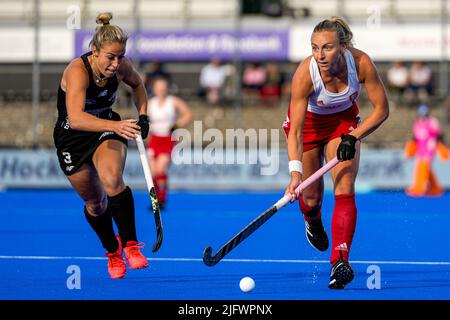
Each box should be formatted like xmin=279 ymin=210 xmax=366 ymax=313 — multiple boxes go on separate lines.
xmin=337 ymin=134 xmax=358 ymax=161
xmin=137 ymin=114 xmax=149 ymax=139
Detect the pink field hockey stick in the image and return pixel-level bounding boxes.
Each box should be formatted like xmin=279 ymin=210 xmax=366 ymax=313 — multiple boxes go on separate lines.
xmin=203 ymin=157 xmax=340 ymax=266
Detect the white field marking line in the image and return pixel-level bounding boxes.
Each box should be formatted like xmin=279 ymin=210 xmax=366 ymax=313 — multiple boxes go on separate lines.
xmin=0 ymin=255 xmax=450 ymax=266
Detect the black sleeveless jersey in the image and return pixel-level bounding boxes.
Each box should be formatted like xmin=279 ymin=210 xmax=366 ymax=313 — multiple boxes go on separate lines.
xmin=56 ymin=51 xmax=119 ymax=121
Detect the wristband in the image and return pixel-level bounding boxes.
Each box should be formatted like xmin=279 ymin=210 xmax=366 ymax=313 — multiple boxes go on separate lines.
xmin=289 ymin=160 xmax=303 ymax=174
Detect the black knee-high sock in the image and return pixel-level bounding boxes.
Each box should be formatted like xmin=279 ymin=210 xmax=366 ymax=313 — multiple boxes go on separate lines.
xmin=108 ymin=186 xmax=138 ymax=247
xmin=84 ymin=207 xmax=118 ymax=254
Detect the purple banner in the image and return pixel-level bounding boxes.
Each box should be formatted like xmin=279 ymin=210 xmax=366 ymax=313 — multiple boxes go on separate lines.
xmin=75 ymin=30 xmax=288 ymax=61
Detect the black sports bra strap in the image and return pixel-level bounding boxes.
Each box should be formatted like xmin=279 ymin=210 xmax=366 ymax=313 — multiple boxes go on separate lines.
xmin=80 ymin=52 xmax=94 ymax=80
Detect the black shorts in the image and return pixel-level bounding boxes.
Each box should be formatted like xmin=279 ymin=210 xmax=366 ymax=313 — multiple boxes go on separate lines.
xmin=53 ymin=110 xmax=127 ymax=176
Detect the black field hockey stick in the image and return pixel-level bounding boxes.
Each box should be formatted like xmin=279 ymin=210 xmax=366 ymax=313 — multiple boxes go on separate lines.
xmin=136 ymin=134 xmax=163 ymax=253
xmin=203 ymin=157 xmax=340 ymax=266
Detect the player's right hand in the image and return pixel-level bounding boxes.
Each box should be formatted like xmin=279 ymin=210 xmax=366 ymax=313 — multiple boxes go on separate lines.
xmin=285 ymin=172 xmax=302 ymax=202
xmin=114 ymin=119 xmax=141 ymax=140
xmin=137 ymin=114 xmax=150 ymax=139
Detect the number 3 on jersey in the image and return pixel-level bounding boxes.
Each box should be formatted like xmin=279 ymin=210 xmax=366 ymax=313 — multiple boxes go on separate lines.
xmin=62 ymin=152 xmax=72 ymax=164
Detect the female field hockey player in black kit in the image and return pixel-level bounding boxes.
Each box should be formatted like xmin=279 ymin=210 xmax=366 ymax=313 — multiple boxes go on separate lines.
xmin=53 ymin=12 xmax=150 ymax=279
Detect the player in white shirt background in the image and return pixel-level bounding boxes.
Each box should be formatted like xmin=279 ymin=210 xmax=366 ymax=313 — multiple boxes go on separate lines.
xmin=147 ymin=77 xmax=193 ymax=210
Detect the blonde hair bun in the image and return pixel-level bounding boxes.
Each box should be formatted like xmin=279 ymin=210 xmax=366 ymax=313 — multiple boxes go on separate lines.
xmin=96 ymin=12 xmax=113 ymax=26
xmin=89 ymin=12 xmax=128 ymax=49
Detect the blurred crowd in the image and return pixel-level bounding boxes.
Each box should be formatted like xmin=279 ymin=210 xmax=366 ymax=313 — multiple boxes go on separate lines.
xmin=141 ymin=59 xmax=440 ymax=110
xmin=0 ymin=59 xmax=443 ymax=111
xmin=386 ymin=61 xmax=433 ymax=104
xmin=142 ymin=58 xmax=296 ymax=107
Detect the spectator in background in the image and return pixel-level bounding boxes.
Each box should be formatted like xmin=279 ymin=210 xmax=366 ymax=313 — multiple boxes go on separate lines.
xmin=407 ymin=62 xmax=432 ymax=102
xmin=144 ymin=61 xmax=171 ymax=96
xmin=199 ymin=57 xmax=227 ymax=105
xmin=242 ymin=62 xmax=266 ymax=101
xmin=386 ymin=61 xmax=408 ymax=103
xmin=260 ymin=62 xmax=285 ymax=106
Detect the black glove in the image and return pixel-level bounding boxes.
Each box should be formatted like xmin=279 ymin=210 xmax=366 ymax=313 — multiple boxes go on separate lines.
xmin=137 ymin=114 xmax=149 ymax=139
xmin=337 ymin=134 xmax=358 ymax=161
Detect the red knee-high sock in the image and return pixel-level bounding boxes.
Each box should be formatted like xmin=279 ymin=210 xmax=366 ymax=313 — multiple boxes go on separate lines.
xmin=299 ymin=196 xmax=322 ymax=222
xmin=156 ymin=173 xmax=168 ymax=202
xmin=330 ymin=194 xmax=357 ymax=264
